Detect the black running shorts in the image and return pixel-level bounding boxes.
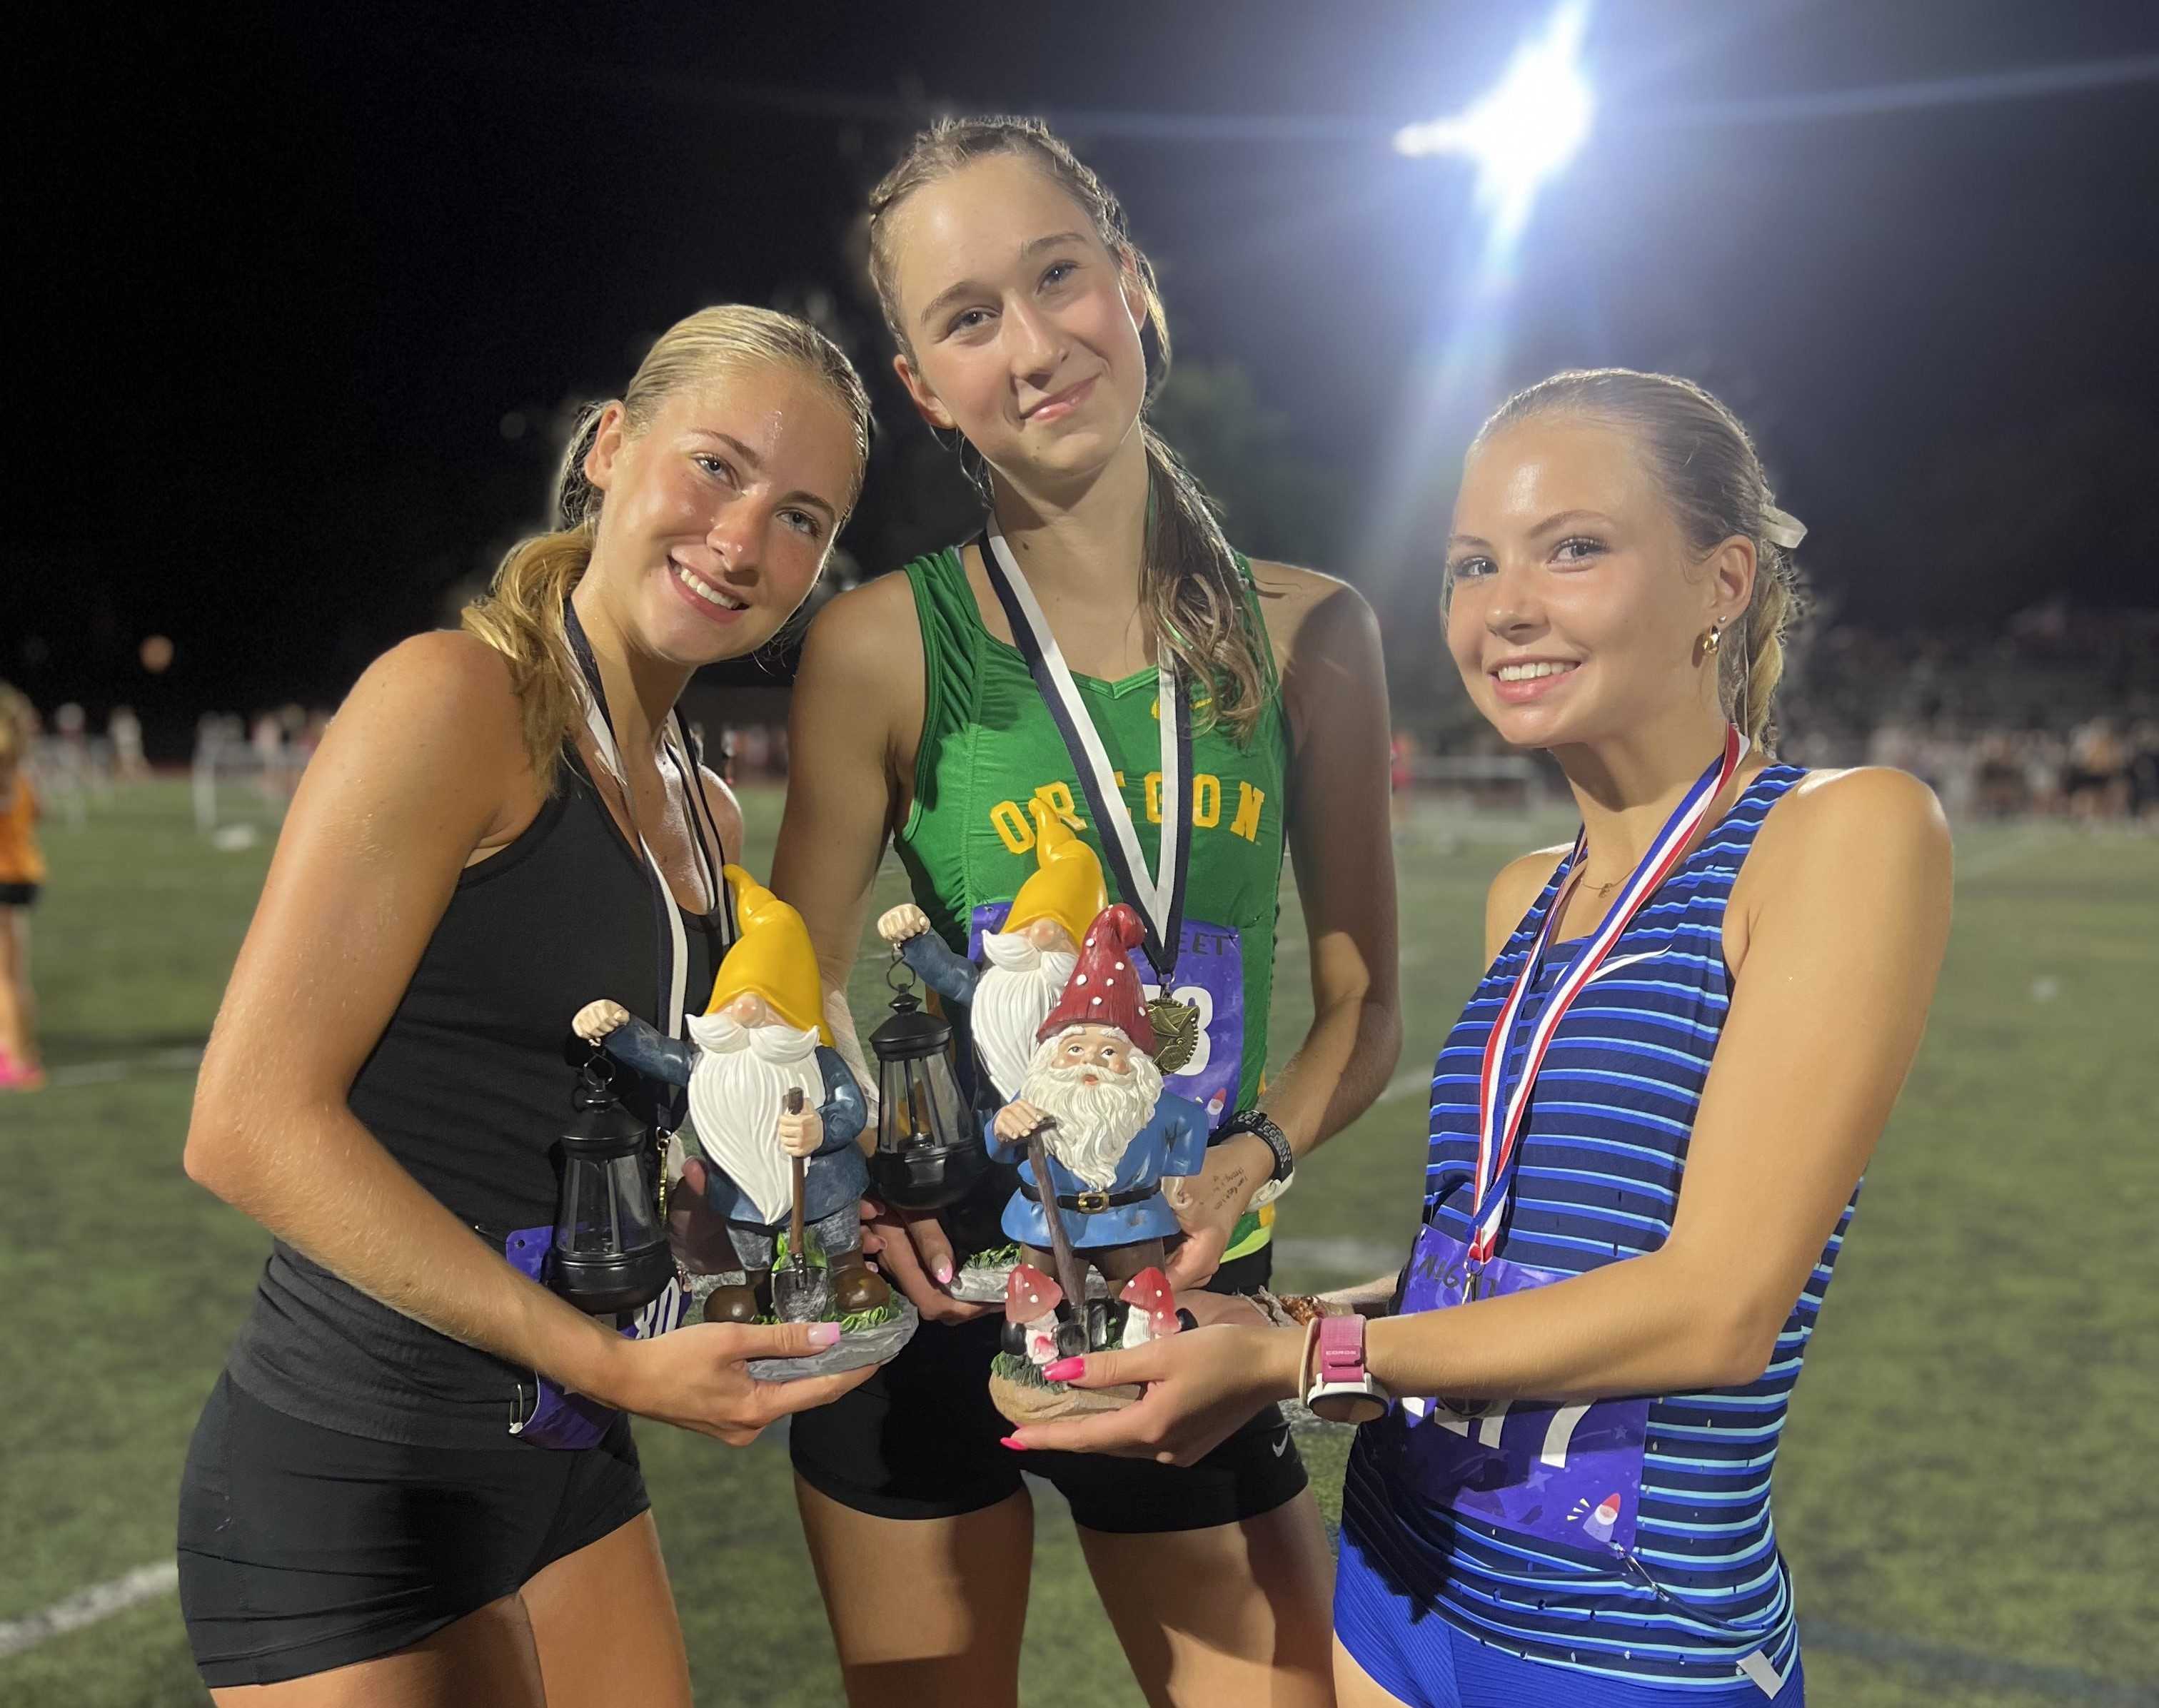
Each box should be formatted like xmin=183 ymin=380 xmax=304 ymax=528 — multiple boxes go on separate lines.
xmin=788 ymin=1246 xmax=1308 ymax=1532
xmin=176 ymin=1372 xmax=650 ymax=1688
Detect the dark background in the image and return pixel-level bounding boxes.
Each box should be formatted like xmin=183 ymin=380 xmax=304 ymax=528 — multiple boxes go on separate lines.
xmin=16 ymin=0 xmax=2159 ymax=754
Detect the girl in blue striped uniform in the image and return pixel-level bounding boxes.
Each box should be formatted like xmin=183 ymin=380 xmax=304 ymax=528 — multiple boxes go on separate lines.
xmin=1006 ymin=370 xmax=1953 ymax=1706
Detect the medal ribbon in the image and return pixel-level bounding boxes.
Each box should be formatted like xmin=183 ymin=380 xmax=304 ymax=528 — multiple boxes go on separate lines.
xmin=1469 ymin=725 xmax=1746 ymax=1267
xmin=562 ymin=602 xmax=733 ymax=1107
xmin=981 ymin=514 xmax=1193 ymax=979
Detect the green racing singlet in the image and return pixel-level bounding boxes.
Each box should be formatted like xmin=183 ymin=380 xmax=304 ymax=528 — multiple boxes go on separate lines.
xmin=893 ymin=542 xmax=1290 ymax=1265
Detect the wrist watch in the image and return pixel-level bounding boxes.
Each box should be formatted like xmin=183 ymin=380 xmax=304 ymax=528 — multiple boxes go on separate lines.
xmin=1304 ymin=1313 xmax=1388 ymax=1424
xmin=1218 ymin=1108 xmax=1295 ymax=1207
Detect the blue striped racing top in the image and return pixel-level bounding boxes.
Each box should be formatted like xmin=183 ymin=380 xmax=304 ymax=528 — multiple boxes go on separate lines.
xmin=1342 ymin=765 xmax=1853 ymax=1688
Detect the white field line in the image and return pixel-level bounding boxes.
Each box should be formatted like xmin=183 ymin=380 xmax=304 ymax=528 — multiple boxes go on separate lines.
xmin=1951 ymin=827 xmax=2049 ymax=881
xmin=41 ymin=1048 xmax=203 ymax=1090
xmin=1273 ymin=1235 xmax=1403 ymax=1277
xmin=0 ymin=1562 xmax=178 ymax=1659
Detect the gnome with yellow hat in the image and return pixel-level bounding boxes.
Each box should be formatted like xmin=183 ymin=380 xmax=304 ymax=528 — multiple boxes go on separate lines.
xmin=877 ymin=796 xmax=1107 ymax=1104
xmin=573 ymin=866 xmax=889 ymax=1323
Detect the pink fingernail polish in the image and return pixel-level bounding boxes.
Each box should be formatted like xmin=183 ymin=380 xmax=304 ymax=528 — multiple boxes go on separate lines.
xmin=933 ymin=1259 xmax=955 ymax=1285
xmin=807 ymin=1323 xmax=842 ymax=1348
xmin=1042 ymin=1357 xmax=1084 ymax=1383
xmin=1000 ymin=1435 xmax=1028 ymax=1451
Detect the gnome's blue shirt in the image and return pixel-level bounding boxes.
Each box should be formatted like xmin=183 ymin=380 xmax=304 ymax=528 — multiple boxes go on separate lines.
xmin=985 ymin=1090 xmax=1209 ymax=1250
xmin=600 ymin=1017 xmax=868 ymax=1228
xmin=898 ymin=931 xmax=980 ymax=1008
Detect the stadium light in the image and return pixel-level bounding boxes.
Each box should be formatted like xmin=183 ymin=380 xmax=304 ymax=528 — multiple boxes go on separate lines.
xmin=1394 ymin=2 xmax=1594 ymax=241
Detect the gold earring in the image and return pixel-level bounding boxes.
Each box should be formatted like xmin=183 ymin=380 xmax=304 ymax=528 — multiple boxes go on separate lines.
xmin=1702 ymin=621 xmax=1723 ymax=656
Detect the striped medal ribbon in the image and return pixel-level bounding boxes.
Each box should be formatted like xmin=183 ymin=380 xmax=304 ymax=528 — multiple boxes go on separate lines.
xmin=1467 ymin=724 xmax=1747 ymax=1282
xmin=561 ymin=600 xmax=736 ymax=1191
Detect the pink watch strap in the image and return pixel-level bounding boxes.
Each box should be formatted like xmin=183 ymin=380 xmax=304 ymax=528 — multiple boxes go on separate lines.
xmin=1315 ymin=1313 xmax=1367 ymax=1384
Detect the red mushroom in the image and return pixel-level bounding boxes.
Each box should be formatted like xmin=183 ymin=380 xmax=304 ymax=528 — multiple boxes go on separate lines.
xmin=1005 ymin=1262 xmax=1064 ymax=1324
xmin=1118 ymin=1267 xmax=1179 ymax=1348
xmin=1006 ymin=1262 xmax=1069 ymax=1368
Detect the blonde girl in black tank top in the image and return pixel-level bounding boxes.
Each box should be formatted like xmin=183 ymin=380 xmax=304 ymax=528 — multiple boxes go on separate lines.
xmin=176 ymin=308 xmax=873 ymax=1706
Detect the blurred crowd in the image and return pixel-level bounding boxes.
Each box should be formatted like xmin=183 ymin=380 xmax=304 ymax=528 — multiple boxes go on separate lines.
xmin=1783 ymin=717 xmax=2159 ymax=823
xmin=9 ymin=604 xmax=2156 ymax=826
xmin=1778 ymin=605 xmax=2159 ymax=823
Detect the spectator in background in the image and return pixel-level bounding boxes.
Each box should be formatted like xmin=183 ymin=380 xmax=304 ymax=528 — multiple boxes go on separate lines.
xmin=1389 ymin=727 xmax=1419 ymax=822
xmin=0 ymin=683 xmax=46 ymax=1091
xmin=2021 ymin=729 xmax=2068 ymax=817
xmin=249 ymin=710 xmax=286 ymax=800
xmin=109 ymin=705 xmax=148 ymax=782
xmin=2128 ymin=721 xmax=2159 ymax=822
xmin=2064 ymin=717 xmax=2130 ymax=822
xmin=51 ymin=700 xmax=97 ymax=809
xmin=1975 ymin=732 xmax=2025 ymax=819
xmin=737 ymin=721 xmax=772 ymax=777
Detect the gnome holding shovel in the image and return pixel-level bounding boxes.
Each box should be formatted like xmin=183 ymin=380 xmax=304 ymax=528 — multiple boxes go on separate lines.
xmin=987 ymin=904 xmax=1208 ymax=1358
xmin=573 ymin=866 xmax=889 ymax=1325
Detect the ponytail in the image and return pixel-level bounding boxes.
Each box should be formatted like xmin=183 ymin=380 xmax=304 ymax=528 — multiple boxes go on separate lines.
xmin=460 ymin=408 xmax=605 ymax=783
xmin=1732 ymin=545 xmax=1800 ymax=753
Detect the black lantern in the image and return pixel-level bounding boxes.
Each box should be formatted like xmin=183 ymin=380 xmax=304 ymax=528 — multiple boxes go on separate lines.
xmin=550 ymin=1056 xmax=674 ymax=1315
xmin=867 ymin=959 xmax=982 ymax=1211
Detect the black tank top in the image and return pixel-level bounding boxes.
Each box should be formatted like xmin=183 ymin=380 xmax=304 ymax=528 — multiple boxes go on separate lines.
xmin=225 ymin=749 xmax=728 ymax=1447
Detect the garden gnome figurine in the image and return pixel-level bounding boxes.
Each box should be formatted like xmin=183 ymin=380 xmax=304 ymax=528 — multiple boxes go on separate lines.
xmin=573 ymin=866 xmax=888 ymax=1323
xmin=986 ymin=904 xmax=1208 ymax=1299
xmin=877 ymin=796 xmax=1106 ymax=1102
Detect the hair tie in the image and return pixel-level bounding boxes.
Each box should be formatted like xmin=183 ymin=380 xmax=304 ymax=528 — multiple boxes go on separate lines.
xmin=1761 ymin=506 xmax=1807 ymax=552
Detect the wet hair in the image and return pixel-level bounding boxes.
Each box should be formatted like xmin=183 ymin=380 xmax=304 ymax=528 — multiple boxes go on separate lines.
xmin=461 ymin=305 xmax=872 ymax=780
xmin=867 ymin=115 xmax=1270 ymax=742
xmin=1472 ymin=368 xmax=1806 ymax=753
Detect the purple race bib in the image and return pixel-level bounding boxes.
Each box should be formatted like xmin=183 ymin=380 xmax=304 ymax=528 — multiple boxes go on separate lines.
xmin=969 ymin=904 xmax=1244 ymax=1131
xmin=500 ymin=1223 xmax=687 ymax=1450
xmin=1378 ymin=1221 xmax=1649 ymax=1557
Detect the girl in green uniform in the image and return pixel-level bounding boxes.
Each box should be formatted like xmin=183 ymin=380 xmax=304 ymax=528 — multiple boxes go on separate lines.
xmin=774 ymin=117 xmax=1401 ymax=1705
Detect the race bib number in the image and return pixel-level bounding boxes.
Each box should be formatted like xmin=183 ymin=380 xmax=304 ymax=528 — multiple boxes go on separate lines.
xmin=1374 ymin=1222 xmax=1649 ymax=1557
xmin=624 ymin=1276 xmax=688 ymax=1341
xmin=970 ymin=906 xmax=1245 ymax=1131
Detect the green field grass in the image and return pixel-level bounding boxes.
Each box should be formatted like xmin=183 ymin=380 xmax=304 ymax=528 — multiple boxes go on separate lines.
xmin=2 ymin=782 xmax=2153 ymax=1707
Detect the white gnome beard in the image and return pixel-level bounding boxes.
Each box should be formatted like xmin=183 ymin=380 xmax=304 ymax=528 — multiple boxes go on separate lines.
xmin=1017 ymin=1041 xmax=1163 ymax=1191
xmin=683 ymin=1015 xmax=822 ymax=1228
xmin=972 ymin=939 xmax=1075 ymax=1101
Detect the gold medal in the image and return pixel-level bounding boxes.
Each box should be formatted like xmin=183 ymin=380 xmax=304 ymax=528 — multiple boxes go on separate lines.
xmin=1146 ymin=995 xmax=1201 ymax=1075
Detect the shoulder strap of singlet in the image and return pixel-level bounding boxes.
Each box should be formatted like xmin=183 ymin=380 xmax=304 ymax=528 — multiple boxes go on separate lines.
xmin=1230 ymin=552 xmax=1288 ymax=713
xmin=1700 ymin=764 xmax=1806 ymax=870
xmin=905 ymin=537 xmax=1285 ymax=759
xmin=672 ymin=712 xmax=737 ymax=946
xmin=1499 ymin=765 xmax=1807 ymax=957
xmin=900 ymin=546 xmax=982 ymax=777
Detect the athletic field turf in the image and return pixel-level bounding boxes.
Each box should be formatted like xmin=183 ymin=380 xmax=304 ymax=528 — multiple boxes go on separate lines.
xmin=2 ymin=782 xmax=2151 ymax=1707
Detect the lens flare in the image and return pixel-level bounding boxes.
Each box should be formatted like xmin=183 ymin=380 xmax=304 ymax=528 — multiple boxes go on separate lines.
xmin=1394 ymin=2 xmax=1594 ymax=241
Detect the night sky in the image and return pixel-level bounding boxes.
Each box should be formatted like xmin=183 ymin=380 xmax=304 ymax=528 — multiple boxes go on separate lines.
xmin=18 ymin=0 xmax=2159 ymax=751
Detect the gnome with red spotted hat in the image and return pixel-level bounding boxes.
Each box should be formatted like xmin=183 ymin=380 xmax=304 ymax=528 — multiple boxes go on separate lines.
xmin=987 ymin=904 xmax=1209 ymax=1321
